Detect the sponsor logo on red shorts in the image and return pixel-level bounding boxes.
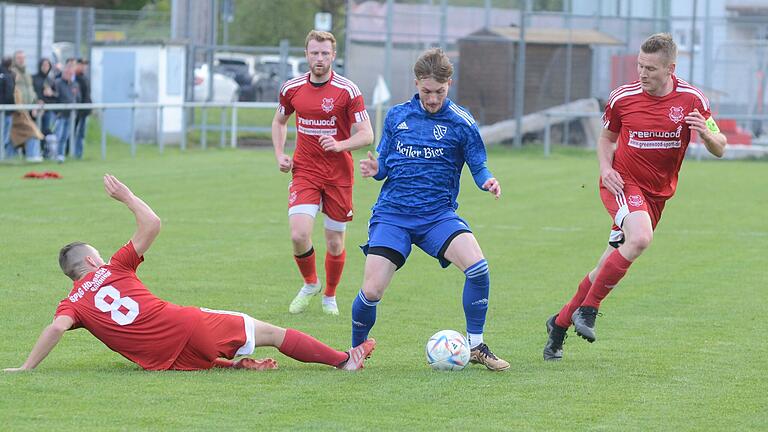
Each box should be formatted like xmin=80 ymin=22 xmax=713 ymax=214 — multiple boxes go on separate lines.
xmin=628 ymin=194 xmax=644 ymax=207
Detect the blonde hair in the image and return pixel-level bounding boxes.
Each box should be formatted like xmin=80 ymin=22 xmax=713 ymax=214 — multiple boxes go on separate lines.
xmin=641 ymin=33 xmax=677 ymax=65
xmin=414 ymin=48 xmax=454 ymax=83
xmin=305 ymin=30 xmax=336 ymax=51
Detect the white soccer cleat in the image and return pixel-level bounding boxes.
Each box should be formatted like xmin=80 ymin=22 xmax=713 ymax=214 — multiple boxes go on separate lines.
xmin=288 ymin=282 xmax=321 ymax=314
xmin=339 ymin=338 xmax=376 ymax=371
xmin=322 ymin=296 xmax=339 ymax=316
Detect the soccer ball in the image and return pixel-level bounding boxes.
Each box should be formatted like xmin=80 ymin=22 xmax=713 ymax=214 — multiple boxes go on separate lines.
xmin=425 ymin=330 xmax=471 ymax=371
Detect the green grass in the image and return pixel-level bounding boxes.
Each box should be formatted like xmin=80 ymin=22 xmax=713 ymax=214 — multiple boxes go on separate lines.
xmin=0 ymin=142 xmax=765 ymax=431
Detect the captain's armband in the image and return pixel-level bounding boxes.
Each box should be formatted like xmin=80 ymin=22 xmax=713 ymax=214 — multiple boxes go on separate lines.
xmin=705 ymin=117 xmax=720 ymax=134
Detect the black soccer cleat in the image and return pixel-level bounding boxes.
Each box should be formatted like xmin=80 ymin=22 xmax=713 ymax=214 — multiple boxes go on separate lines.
xmin=543 ymin=314 xmax=568 ymax=361
xmin=571 ymin=306 xmax=599 ymax=343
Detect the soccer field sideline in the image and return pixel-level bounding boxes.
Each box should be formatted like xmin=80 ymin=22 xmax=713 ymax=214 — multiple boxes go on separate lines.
xmin=0 ymin=146 xmax=765 ymax=431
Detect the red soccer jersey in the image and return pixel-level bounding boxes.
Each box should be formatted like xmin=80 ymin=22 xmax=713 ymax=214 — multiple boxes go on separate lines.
xmin=54 ymin=242 xmax=203 ymax=370
xmin=602 ymin=75 xmax=711 ymax=200
xmin=278 ymin=71 xmax=368 ymax=186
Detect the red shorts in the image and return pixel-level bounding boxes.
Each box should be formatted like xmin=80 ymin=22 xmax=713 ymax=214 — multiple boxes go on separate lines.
xmin=168 ymin=308 xmax=255 ymax=371
xmin=600 ymin=183 xmax=666 ymax=245
xmin=288 ymin=175 xmax=353 ymax=223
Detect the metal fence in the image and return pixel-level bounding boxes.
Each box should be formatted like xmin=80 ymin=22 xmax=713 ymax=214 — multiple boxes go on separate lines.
xmin=0 ymin=3 xmax=170 ymax=68
xmin=0 ymin=101 xmax=279 ymax=161
xmin=345 ymin=0 xmax=768 ymax=147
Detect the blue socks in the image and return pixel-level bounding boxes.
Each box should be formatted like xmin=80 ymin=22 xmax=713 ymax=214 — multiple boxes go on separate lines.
xmin=351 ymin=289 xmax=379 ymax=347
xmin=463 ymin=259 xmax=490 ymax=339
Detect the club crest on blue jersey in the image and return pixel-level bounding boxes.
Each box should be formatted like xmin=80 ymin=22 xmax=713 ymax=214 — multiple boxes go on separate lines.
xmin=433 ymin=124 xmax=448 ymax=140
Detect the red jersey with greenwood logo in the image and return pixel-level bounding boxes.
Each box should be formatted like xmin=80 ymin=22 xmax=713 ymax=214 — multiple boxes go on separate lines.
xmin=54 ymin=242 xmax=202 ymax=370
xmin=278 ymin=71 xmax=368 ymax=186
xmin=602 ymin=75 xmax=711 ymax=200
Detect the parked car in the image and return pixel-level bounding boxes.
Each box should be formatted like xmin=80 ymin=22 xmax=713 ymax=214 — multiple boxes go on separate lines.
xmin=193 ymin=63 xmax=239 ymax=102
xmin=214 ymin=52 xmax=258 ymax=101
xmin=251 ymin=55 xmax=304 ymax=101
xmin=256 ymin=55 xmax=305 ymax=79
xmin=249 ymin=56 xmax=344 ymax=102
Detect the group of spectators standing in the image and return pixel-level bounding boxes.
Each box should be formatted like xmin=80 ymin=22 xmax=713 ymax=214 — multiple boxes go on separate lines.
xmin=0 ymin=50 xmax=91 ymax=163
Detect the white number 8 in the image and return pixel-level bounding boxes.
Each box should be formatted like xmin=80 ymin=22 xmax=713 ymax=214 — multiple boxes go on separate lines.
xmin=94 ymin=285 xmax=140 ymax=326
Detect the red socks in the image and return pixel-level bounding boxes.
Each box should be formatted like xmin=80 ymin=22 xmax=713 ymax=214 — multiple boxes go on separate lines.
xmin=555 ymin=274 xmax=592 ymax=328
xmin=324 ymin=250 xmax=346 ymax=297
xmin=294 ymin=248 xmax=318 ymax=285
xmin=581 ymin=249 xmax=633 ymax=309
xmin=279 ymin=328 xmax=348 ymax=367
xmin=295 ymin=247 xmax=346 ymax=296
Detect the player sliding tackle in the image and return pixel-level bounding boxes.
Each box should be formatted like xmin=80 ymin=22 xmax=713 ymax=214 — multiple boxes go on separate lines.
xmin=4 ymin=175 xmax=374 ymax=373
xmin=351 ymin=48 xmax=509 ymax=371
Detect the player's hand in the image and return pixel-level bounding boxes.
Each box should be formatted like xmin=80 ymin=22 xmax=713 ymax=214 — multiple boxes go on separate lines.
xmin=359 ymin=151 xmax=379 ymax=178
xmin=276 ymin=154 xmax=292 ymax=173
xmin=482 ymin=178 xmax=501 ymax=199
xmin=685 ymin=108 xmax=708 ymax=135
xmin=103 ymin=174 xmax=134 ymax=203
xmin=319 ymin=135 xmax=344 ymax=152
xmin=3 ymin=367 xmax=27 ymax=373
xmin=601 ymin=167 xmax=625 ymax=196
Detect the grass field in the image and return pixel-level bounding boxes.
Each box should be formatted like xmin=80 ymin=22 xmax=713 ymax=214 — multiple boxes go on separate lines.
xmin=0 ymin=142 xmax=765 ymax=431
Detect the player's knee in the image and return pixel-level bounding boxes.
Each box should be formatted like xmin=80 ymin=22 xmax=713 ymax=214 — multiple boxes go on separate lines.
xmin=627 ymin=231 xmax=653 ymax=252
xmin=253 ymin=320 xmax=286 ymax=347
xmin=360 ymin=283 xmax=384 ymax=302
xmin=290 ymin=229 xmax=311 ymax=247
xmin=326 ymin=237 xmax=344 ymax=255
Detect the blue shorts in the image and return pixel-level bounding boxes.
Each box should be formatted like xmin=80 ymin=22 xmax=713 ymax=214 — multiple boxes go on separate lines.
xmin=361 ymin=210 xmax=472 ymax=269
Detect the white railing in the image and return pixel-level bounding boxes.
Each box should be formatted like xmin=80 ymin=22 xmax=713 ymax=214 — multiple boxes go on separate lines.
xmin=0 ymin=101 xmax=279 ymax=160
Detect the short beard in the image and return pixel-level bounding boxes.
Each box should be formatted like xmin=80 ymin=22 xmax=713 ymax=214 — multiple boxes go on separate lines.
xmin=311 ymin=64 xmax=331 ymax=79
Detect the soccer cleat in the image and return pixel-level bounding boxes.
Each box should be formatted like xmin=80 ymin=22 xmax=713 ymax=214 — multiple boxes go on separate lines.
xmin=469 ymin=343 xmax=510 ymax=371
xmin=543 ymin=314 xmax=568 ymax=361
xmin=339 ymin=338 xmax=376 ymax=371
xmin=571 ymin=306 xmax=599 ymax=343
xmin=288 ymin=282 xmax=322 ymax=314
xmin=233 ymin=357 xmax=279 ymax=370
xmin=322 ymin=296 xmax=339 ymax=316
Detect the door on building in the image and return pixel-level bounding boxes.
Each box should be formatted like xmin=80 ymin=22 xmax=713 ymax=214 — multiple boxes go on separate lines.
xmin=102 ymin=51 xmax=136 ymax=143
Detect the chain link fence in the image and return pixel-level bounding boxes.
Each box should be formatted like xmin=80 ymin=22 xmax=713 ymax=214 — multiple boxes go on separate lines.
xmin=345 ymin=0 xmax=768 ymax=146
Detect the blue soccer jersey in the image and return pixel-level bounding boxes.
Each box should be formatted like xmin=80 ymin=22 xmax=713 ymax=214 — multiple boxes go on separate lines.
xmin=372 ymin=94 xmax=493 ymax=215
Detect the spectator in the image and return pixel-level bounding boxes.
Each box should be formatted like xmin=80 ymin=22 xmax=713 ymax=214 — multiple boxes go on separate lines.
xmin=33 ymin=57 xmax=58 ymax=158
xmin=0 ymin=57 xmax=15 ymax=159
xmin=54 ymin=63 xmax=80 ymax=162
xmin=10 ymin=50 xmax=43 ymax=162
xmin=74 ymin=58 xmax=91 ymax=159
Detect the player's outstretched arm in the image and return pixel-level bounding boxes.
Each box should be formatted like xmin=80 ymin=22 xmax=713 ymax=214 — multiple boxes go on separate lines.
xmin=271 ymin=110 xmax=293 ymax=172
xmin=597 ymin=129 xmax=624 ymax=195
xmin=103 ymin=174 xmax=161 ymax=257
xmin=685 ymin=109 xmax=726 ymax=158
xmin=4 ymin=315 xmax=74 ymax=372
